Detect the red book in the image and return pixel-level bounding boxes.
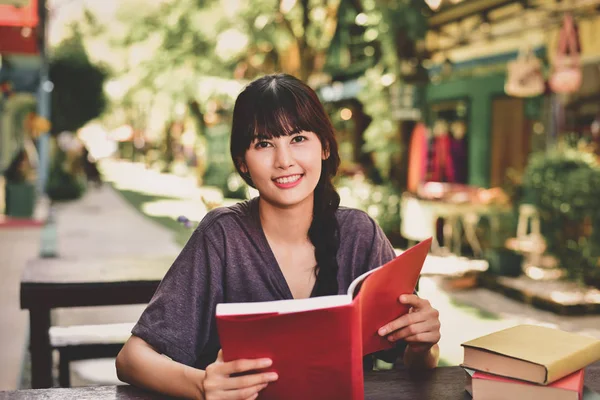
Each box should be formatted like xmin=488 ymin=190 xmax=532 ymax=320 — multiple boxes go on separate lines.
xmin=466 ymin=368 xmax=585 ymax=400
xmin=216 ymin=238 xmax=432 ymax=400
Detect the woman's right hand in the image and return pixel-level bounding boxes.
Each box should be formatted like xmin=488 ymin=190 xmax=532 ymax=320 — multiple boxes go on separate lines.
xmin=201 ymin=350 xmax=278 ymax=400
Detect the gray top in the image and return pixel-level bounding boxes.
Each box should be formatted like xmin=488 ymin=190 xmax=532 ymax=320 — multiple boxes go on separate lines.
xmin=132 ymin=197 xmax=400 ymax=369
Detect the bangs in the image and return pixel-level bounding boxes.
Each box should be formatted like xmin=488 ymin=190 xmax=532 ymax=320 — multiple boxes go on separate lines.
xmin=245 ymin=87 xmax=321 ymax=146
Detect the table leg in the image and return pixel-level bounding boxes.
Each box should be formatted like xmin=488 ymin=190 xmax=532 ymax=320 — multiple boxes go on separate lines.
xmin=29 ymin=308 xmax=53 ymax=388
xmin=462 ymin=213 xmax=483 ymax=258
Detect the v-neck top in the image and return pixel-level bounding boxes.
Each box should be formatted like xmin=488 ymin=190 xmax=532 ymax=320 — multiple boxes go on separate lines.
xmin=132 ymin=196 xmax=398 ymax=369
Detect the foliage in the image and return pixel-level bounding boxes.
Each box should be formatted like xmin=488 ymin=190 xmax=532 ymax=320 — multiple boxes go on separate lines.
xmin=49 ymin=25 xmax=109 ymax=134
xmin=357 ymin=68 xmax=402 ymax=179
xmin=335 ymin=175 xmax=402 ymax=244
xmin=324 ymin=0 xmax=380 ymax=80
xmin=356 ymin=0 xmax=430 ymax=180
xmin=45 ymin=148 xmax=87 ymax=202
xmin=522 ymin=141 xmax=600 ymax=284
xmin=110 ymin=0 xmax=342 ymax=101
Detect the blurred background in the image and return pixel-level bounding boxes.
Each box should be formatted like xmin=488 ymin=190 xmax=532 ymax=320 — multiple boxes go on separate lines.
xmin=1 ymin=0 xmax=600 ymax=391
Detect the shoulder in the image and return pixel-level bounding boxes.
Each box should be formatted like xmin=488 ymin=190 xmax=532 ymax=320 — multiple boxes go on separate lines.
xmin=195 ymin=198 xmax=258 ymax=242
xmin=335 ymin=206 xmax=396 ymax=277
xmin=198 ymin=199 xmax=253 ymax=228
xmin=336 ymin=207 xmax=378 ymax=241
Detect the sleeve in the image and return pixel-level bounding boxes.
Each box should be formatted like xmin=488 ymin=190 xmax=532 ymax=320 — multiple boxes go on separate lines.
xmin=363 ymin=217 xmax=397 ymax=272
xmin=131 ymin=222 xmax=224 ymax=367
xmin=362 ymin=216 xmax=410 ymax=367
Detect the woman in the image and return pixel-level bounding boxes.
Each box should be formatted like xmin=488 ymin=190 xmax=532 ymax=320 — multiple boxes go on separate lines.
xmin=116 ymin=74 xmax=441 ymax=400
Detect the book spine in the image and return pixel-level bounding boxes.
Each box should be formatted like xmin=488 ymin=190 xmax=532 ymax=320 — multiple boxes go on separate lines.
xmin=546 ymin=341 xmax=600 ymax=383
xmin=351 ymin=301 xmax=365 ymax=400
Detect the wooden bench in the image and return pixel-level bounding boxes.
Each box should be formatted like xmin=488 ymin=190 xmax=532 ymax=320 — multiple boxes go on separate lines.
xmin=49 ymin=322 xmax=134 ymax=387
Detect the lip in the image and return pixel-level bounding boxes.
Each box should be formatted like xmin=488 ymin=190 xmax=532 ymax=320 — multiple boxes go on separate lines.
xmin=272 ymin=174 xmax=304 ymax=189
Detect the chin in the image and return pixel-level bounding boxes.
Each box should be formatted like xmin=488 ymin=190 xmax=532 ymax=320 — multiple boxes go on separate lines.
xmin=265 ymin=191 xmax=315 ymax=209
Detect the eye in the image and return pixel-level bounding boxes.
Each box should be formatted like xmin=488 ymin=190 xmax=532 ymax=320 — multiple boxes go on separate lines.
xmin=291 ymin=135 xmax=307 ymax=143
xmin=254 ymin=141 xmax=272 ymax=149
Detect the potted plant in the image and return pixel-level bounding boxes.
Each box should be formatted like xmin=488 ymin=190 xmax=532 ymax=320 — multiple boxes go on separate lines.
xmin=45 ymin=135 xmax=87 ymax=202
xmin=3 ymin=148 xmax=37 ymax=218
xmin=477 ymin=208 xmax=523 ymax=278
xmin=522 ymin=140 xmax=600 ymax=285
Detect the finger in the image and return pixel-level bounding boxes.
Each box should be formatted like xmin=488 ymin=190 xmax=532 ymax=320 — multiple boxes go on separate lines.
xmin=399 ymin=294 xmax=430 ymax=309
xmin=242 ymin=384 xmax=268 ymax=400
xmin=223 ymin=383 xmax=268 ymax=400
xmin=219 ymin=358 xmax=273 ymax=375
xmin=406 ymin=343 xmax=432 ymax=354
xmin=221 ymin=371 xmax=278 ymax=390
xmin=387 ymin=319 xmax=439 ymax=342
xmin=216 ymin=349 xmax=224 ymax=363
xmin=378 ymin=309 xmax=430 ymax=336
xmin=404 ymin=330 xmax=441 ymax=345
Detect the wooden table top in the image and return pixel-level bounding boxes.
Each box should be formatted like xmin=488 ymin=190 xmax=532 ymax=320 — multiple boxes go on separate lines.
xmin=20 ymin=255 xmax=176 ymax=285
xmin=2 ymin=364 xmax=599 ymax=399
xmin=20 ymin=255 xmax=176 ymax=309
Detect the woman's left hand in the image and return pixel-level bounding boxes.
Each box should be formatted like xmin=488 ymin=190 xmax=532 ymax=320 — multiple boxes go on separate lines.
xmin=378 ymin=294 xmax=441 ymax=354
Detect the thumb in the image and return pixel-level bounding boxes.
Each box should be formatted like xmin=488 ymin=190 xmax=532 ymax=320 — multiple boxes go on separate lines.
xmin=216 ymin=349 xmax=224 ymax=363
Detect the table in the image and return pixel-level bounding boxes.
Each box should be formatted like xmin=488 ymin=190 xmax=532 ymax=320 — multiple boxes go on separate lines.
xmin=2 ymin=363 xmax=599 ymax=399
xmin=401 ymin=192 xmax=511 ymax=258
xmin=20 ymin=255 xmax=175 ymax=389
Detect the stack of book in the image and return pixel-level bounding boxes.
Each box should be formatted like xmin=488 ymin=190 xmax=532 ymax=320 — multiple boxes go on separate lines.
xmin=460 ymin=325 xmax=600 ymax=399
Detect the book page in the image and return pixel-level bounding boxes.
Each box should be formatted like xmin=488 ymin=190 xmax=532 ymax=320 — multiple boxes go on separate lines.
xmin=356 ymin=238 xmax=432 ymax=355
xmin=347 ymin=266 xmax=381 ymax=298
xmin=216 ymin=294 xmax=352 ymax=316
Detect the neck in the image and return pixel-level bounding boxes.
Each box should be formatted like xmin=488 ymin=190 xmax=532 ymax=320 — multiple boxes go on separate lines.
xmin=258 ymin=196 xmax=314 ymax=245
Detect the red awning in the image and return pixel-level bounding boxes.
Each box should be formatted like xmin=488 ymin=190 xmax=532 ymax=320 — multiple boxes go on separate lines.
xmin=0 ymin=0 xmax=39 ymax=54
xmin=0 ymin=0 xmax=38 ymax=27
xmin=0 ymin=26 xmax=38 ymax=54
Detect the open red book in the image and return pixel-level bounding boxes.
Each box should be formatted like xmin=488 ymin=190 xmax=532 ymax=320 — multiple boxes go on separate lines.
xmin=216 ymin=238 xmax=432 ymax=400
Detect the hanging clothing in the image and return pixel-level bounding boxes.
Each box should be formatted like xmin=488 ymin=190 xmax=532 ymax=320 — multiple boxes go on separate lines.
xmin=450 ymin=137 xmax=467 ymax=184
xmin=407 ymin=122 xmax=428 ymax=192
xmin=431 ymin=133 xmax=455 ymax=183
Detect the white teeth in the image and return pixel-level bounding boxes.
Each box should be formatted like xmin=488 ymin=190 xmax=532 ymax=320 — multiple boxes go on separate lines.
xmin=275 ymin=174 xmax=301 ymax=184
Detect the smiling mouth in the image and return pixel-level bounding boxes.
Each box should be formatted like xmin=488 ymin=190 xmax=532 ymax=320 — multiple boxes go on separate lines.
xmin=273 ymin=174 xmax=303 ymax=184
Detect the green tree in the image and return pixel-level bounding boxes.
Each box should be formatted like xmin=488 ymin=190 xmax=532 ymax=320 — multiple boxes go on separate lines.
xmin=49 ymin=24 xmax=109 ymax=134
xmin=355 ymin=0 xmax=431 ymax=183
xmin=113 ymin=0 xmax=342 ymax=95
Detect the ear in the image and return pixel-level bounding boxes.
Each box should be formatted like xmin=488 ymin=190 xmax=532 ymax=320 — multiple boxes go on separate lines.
xmin=235 ymin=157 xmax=248 ymax=174
xmin=322 ymin=146 xmax=330 ymax=160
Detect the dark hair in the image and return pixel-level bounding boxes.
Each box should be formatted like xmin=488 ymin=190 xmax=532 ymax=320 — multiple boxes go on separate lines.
xmin=230 ymin=73 xmax=341 ymax=296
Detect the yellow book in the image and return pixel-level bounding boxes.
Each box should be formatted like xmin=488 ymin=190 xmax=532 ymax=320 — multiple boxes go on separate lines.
xmin=461 ymin=324 xmax=600 ymax=385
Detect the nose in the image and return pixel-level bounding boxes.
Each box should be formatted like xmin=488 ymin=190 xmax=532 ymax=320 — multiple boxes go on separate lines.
xmin=274 ymin=144 xmax=294 ymax=169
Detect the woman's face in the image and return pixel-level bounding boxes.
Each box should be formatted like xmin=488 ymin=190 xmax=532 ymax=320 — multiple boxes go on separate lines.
xmin=242 ymin=131 xmax=328 ymax=209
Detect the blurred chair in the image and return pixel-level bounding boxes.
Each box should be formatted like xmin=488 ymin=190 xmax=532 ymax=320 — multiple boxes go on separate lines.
xmin=505 ymin=203 xmax=546 ymax=268
xmin=461 ymin=212 xmax=483 ymax=258
xmin=50 ymin=322 xmax=134 ymax=387
xmin=400 ymin=194 xmax=440 ymax=253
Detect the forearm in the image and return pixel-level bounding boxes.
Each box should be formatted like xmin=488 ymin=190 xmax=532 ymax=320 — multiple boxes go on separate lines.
xmin=116 ymin=336 xmax=206 ymax=400
xmin=403 ymin=343 xmax=440 ymax=370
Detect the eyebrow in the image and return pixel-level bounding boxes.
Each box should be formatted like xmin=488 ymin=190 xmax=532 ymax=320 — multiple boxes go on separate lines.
xmin=251 ymin=134 xmax=271 ymax=141
xmin=251 ymin=129 xmax=302 ymax=141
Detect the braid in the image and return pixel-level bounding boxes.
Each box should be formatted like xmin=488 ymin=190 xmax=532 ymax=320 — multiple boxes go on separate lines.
xmin=309 ymin=176 xmax=341 ymax=296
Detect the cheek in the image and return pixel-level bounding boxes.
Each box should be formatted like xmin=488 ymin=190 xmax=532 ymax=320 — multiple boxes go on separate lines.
xmin=298 ymin=147 xmax=324 ymax=170
xmin=244 ymin=153 xmax=271 ymax=177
